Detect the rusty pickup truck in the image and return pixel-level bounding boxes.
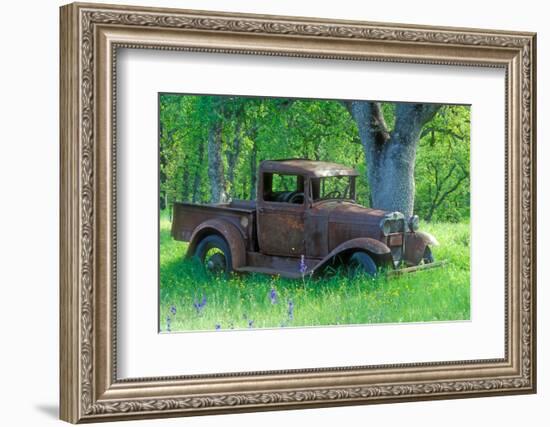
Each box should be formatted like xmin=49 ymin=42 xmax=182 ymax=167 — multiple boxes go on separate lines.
xmin=171 ymin=159 xmax=440 ymax=278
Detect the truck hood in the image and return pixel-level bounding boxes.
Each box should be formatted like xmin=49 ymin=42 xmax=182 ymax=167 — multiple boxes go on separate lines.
xmin=312 ymin=200 xmax=396 ymax=250
xmin=311 ymin=200 xmax=388 ymax=225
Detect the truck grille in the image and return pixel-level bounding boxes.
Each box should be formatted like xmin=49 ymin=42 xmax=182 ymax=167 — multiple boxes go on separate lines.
xmin=386 ymin=218 xmax=405 ymax=234
xmin=390 ymin=246 xmax=403 ymax=265
xmin=388 ymin=234 xmax=403 ymax=246
xmin=380 ymin=212 xmax=405 ymax=265
xmin=380 ymin=211 xmax=406 ymax=236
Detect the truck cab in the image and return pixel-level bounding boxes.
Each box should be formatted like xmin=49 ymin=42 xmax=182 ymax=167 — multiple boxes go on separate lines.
xmin=257 ymin=159 xmax=358 ymax=258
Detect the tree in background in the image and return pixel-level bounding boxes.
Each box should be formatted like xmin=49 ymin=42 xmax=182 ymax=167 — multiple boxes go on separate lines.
xmin=343 ymin=101 xmax=440 ymax=217
xmin=159 ymin=94 xmax=470 ymax=223
xmin=414 ymin=106 xmax=470 ymax=222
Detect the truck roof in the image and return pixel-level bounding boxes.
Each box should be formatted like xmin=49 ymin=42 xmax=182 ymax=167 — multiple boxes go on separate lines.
xmin=260 ymin=159 xmax=360 ymax=178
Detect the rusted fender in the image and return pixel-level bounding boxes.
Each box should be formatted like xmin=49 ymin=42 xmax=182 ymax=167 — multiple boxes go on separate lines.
xmin=404 ymin=231 xmax=439 ymax=266
xmin=415 ymin=231 xmax=439 ymax=246
xmin=310 ymin=237 xmax=393 ymax=275
xmin=187 ymin=219 xmax=247 ymax=269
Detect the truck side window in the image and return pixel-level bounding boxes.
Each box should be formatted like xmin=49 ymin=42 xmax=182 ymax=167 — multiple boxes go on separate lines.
xmin=263 ymin=173 xmax=305 ymax=204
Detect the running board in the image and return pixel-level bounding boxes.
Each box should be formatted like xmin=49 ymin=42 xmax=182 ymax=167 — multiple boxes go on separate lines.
xmin=235 ymin=266 xmax=305 ymax=279
xmin=237 ymin=261 xmax=446 ymax=279
xmin=235 ymin=260 xmax=447 ymax=279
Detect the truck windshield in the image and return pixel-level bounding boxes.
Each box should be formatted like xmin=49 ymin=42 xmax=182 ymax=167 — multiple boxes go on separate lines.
xmin=311 ymin=176 xmax=355 ymax=201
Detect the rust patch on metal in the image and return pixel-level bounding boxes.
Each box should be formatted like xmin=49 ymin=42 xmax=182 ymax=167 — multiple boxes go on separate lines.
xmin=388 ymin=234 xmax=403 ymax=247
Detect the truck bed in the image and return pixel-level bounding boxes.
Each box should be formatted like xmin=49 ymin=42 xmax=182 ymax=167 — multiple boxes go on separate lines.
xmin=171 ymin=200 xmax=256 ymax=245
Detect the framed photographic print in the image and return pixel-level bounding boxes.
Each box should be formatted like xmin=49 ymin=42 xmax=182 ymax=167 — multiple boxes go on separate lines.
xmin=59 ymin=2 xmax=537 ymax=423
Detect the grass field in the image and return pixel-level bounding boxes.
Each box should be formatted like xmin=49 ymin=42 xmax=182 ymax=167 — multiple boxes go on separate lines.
xmin=159 ymin=212 xmax=470 ymax=332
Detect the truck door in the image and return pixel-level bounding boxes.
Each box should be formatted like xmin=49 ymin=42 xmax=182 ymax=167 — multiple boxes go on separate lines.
xmin=257 ymin=173 xmax=306 ymax=257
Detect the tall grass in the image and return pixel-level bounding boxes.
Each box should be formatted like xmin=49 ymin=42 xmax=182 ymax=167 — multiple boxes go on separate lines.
xmin=159 ymin=212 xmax=470 ymax=332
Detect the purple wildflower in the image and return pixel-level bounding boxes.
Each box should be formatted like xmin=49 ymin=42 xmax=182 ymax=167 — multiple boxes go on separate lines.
xmin=170 ymin=305 xmax=177 ymax=316
xmin=288 ymin=300 xmax=294 ymax=320
xmin=269 ymin=288 xmax=278 ymax=304
xmin=166 ymin=316 xmax=171 ymax=332
xmin=193 ymin=294 xmax=207 ymax=314
xmin=299 ymin=255 xmax=307 ymax=274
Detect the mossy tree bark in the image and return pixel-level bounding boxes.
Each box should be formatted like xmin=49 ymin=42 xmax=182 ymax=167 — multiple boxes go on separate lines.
xmin=343 ymin=101 xmax=440 ymax=217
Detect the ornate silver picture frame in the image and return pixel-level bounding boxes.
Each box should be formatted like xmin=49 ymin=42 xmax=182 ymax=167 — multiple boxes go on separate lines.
xmin=60 ymin=2 xmax=536 ymax=423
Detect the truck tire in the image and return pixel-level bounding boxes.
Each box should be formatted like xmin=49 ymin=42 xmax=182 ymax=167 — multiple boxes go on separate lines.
xmin=423 ymin=246 xmax=435 ymax=264
xmin=195 ymin=235 xmax=233 ymax=277
xmin=348 ymin=251 xmax=378 ymax=277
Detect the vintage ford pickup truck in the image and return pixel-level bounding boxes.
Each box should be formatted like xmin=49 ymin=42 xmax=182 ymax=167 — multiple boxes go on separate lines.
xmin=171 ymin=159 xmax=440 ymax=278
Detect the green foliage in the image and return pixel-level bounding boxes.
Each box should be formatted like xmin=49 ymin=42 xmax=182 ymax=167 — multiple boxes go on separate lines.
xmin=159 ymin=96 xmax=471 ymax=332
xmin=159 ymin=212 xmax=470 ymax=331
xmin=159 ymin=94 xmax=470 ymax=221
xmin=414 ymin=106 xmax=471 ymax=222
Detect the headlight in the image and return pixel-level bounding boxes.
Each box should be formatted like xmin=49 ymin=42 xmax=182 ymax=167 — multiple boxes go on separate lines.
xmin=408 ymin=215 xmax=420 ymax=232
xmin=381 ymin=220 xmax=392 ymax=236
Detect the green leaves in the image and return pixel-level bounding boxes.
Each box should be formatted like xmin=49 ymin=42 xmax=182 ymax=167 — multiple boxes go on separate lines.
xmin=159 ymin=95 xmax=366 ymax=205
xmin=415 ymin=105 xmax=471 ymax=222
xmin=159 ymin=95 xmax=470 ymax=222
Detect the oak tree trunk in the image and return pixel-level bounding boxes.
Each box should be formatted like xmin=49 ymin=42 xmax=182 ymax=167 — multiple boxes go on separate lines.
xmin=346 ymin=101 xmax=440 ymax=217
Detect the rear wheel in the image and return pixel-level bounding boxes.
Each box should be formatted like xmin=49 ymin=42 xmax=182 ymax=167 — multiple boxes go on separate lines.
xmin=348 ymin=251 xmax=378 ymax=277
xmin=194 ymin=235 xmax=232 ymax=277
xmin=422 ymin=246 xmax=435 ymax=264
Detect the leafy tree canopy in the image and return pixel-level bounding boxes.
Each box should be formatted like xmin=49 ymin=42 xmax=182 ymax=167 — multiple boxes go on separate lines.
xmin=159 ymin=94 xmax=470 ymax=222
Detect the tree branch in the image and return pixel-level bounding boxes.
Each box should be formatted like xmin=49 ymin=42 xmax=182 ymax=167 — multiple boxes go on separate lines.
xmin=393 ymin=104 xmax=442 ymax=145
xmin=417 ymin=104 xmax=441 ymax=124
xmin=347 ymin=101 xmax=390 ymax=148
xmin=434 ymin=173 xmax=469 ymax=210
xmin=419 ymin=126 xmax=465 ymax=141
xmin=340 ymin=100 xmax=353 ymax=116
xmin=370 ymin=102 xmax=391 ymax=144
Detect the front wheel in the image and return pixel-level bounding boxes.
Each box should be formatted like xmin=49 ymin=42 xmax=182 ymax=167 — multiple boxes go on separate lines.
xmin=194 ymin=235 xmax=233 ymax=277
xmin=422 ymin=246 xmax=435 ymax=264
xmin=348 ymin=251 xmax=378 ymax=278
